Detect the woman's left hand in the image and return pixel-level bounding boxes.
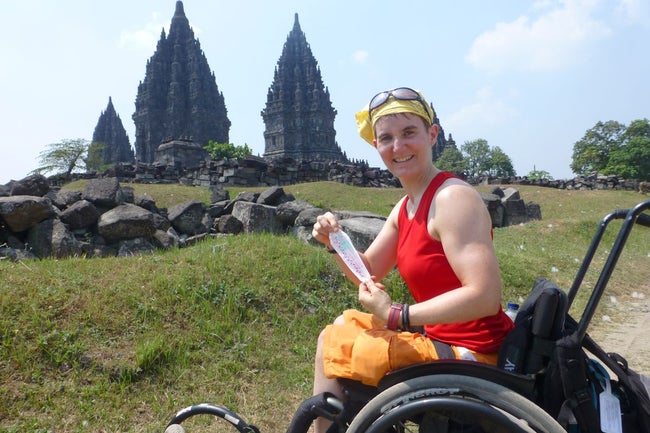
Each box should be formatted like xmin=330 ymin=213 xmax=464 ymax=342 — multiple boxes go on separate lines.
xmin=359 ymin=278 xmax=392 ymax=322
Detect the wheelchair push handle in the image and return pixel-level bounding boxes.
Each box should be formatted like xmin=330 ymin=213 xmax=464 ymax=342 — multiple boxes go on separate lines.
xmin=637 ymin=211 xmax=650 ymax=227
xmin=163 ymin=394 xmax=345 ymax=433
xmin=570 ymin=198 xmax=650 ymax=342
xmin=165 ymin=403 xmax=260 ymax=433
xmin=284 ymin=392 xmax=344 ymax=433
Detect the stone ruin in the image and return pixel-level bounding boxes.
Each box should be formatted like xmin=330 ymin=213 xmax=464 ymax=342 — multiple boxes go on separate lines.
xmin=98 ymin=2 xmax=452 ymax=174
xmin=132 ymin=1 xmax=229 ymax=165
xmin=0 ymin=174 xmax=541 ymax=261
xmin=483 ymin=186 xmax=542 ymax=227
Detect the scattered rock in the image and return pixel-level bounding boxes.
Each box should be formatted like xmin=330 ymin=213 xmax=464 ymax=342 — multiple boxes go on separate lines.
xmin=0 ymin=174 xmax=543 ymax=261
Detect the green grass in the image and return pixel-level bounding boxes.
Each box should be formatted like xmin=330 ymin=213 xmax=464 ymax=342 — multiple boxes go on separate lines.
xmin=2 ymin=182 xmax=649 ymax=432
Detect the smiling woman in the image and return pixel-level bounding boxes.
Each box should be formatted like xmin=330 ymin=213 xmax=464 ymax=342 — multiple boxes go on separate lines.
xmin=309 ymin=87 xmax=514 ymax=433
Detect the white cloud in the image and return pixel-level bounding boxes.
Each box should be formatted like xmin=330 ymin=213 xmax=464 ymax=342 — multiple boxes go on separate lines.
xmin=352 ymin=50 xmax=369 ymax=64
xmin=444 ymin=86 xmax=519 ymax=136
xmin=615 ymin=0 xmax=650 ymax=26
xmin=466 ymin=0 xmax=612 ymax=73
xmin=119 ymin=12 xmax=168 ymax=51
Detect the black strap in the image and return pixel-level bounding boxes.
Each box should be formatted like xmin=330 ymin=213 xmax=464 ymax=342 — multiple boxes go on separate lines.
xmin=432 ymin=340 xmax=456 ymax=359
xmin=556 ymin=334 xmax=602 ymax=433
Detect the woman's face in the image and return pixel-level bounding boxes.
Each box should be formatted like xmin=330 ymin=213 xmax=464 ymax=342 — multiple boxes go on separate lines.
xmin=373 ymin=113 xmax=437 ymax=180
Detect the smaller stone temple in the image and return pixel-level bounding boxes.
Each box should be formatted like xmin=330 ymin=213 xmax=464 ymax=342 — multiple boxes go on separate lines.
xmin=89 ymin=97 xmax=135 ymax=168
xmin=261 ymin=14 xmax=345 ymax=163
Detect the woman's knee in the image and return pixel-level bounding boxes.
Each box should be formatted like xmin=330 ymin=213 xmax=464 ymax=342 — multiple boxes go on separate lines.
xmin=317 ymin=314 xmax=345 ymax=350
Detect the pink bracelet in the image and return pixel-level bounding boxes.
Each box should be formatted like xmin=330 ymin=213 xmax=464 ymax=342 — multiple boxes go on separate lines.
xmin=386 ymin=303 xmax=403 ymax=331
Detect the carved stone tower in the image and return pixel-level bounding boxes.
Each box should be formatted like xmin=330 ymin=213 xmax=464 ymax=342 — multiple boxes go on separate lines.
xmin=132 ymin=1 xmax=230 ymax=164
xmin=262 ymin=14 xmax=345 ymax=162
xmin=89 ymin=97 xmax=135 ymax=167
xmin=432 ymin=109 xmax=449 ymax=161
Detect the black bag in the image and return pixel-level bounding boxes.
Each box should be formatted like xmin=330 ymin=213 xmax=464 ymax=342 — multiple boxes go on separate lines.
xmin=497 ymin=277 xmax=568 ymax=374
xmin=543 ymin=330 xmax=650 ymax=433
xmin=498 ymin=277 xmax=650 ymax=432
xmin=543 ymin=332 xmax=601 ymax=432
xmin=583 ymin=334 xmax=650 ymax=433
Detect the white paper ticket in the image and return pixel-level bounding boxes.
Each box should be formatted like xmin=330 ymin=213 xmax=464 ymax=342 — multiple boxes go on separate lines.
xmin=329 ymin=230 xmax=371 ymax=282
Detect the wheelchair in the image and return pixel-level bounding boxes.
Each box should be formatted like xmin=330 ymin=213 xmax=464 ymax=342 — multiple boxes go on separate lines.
xmin=165 ymin=199 xmax=650 ymax=433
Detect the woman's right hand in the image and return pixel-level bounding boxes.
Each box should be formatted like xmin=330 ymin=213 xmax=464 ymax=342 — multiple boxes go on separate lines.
xmin=359 ymin=278 xmax=391 ymax=320
xmin=312 ymin=212 xmax=340 ymax=247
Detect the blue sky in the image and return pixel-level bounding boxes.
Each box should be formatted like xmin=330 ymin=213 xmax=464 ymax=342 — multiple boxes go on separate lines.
xmin=1 ymin=0 xmax=648 ymax=184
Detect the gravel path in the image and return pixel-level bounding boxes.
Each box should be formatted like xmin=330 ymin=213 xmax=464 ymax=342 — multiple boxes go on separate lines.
xmin=586 ymin=288 xmax=650 ymax=376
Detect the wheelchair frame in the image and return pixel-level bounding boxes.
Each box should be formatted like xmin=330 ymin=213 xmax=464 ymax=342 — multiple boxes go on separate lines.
xmin=166 ymin=198 xmax=650 ymax=433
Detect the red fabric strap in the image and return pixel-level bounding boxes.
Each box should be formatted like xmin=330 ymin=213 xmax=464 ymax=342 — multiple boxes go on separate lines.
xmin=386 ymin=303 xmax=403 ymax=331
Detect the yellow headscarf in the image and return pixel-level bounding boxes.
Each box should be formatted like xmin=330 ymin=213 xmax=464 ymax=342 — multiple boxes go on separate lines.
xmin=355 ymin=90 xmax=435 ymax=146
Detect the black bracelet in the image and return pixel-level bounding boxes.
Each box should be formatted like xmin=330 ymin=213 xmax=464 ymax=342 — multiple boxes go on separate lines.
xmin=326 ymin=245 xmax=337 ymax=254
xmin=402 ymin=303 xmax=410 ymax=331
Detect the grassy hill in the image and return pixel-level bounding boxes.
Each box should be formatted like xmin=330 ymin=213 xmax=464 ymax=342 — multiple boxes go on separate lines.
xmin=1 ymin=182 xmax=649 ymax=432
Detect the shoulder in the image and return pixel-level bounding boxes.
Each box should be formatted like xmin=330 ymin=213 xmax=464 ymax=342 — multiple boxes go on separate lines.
xmin=432 ymin=179 xmax=490 ymax=229
xmin=435 ymin=178 xmax=483 ymax=208
xmin=387 ymin=195 xmax=408 ymax=225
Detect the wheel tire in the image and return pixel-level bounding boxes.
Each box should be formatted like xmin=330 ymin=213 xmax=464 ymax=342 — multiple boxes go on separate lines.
xmin=347 ymin=374 xmax=565 ymax=433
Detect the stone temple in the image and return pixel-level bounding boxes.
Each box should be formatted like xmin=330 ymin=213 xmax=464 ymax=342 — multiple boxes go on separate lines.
xmin=131 ymin=1 xmax=230 ymax=164
xmin=91 ymin=2 xmax=451 ymax=172
xmin=261 ymin=14 xmax=345 ymax=163
xmin=89 ymin=97 xmax=134 ymax=168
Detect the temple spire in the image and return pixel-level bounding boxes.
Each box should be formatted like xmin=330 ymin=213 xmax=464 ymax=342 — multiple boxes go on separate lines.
xmin=175 ymin=1 xmax=185 ymax=16
xmin=132 ymin=1 xmax=230 ymax=164
xmin=90 ymin=97 xmax=134 ymax=168
xmin=261 ymin=14 xmax=344 ymax=163
xmin=293 ymin=13 xmax=301 ymax=32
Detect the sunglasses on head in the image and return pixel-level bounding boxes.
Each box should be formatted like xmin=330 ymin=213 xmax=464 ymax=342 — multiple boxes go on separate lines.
xmin=368 ymin=87 xmax=430 ymax=121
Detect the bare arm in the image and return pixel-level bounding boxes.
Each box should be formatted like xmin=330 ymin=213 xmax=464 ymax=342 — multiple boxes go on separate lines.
xmin=408 ymin=182 xmax=502 ymax=325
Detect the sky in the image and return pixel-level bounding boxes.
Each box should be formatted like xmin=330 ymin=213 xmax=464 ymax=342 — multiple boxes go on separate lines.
xmin=1 ymin=0 xmax=649 ymax=185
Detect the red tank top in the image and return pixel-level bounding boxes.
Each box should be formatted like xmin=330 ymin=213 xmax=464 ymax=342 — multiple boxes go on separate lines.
xmin=397 ymin=171 xmax=513 ymax=352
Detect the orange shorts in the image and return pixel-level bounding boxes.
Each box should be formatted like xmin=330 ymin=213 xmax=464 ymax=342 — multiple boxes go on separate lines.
xmin=322 ymin=309 xmax=498 ymax=386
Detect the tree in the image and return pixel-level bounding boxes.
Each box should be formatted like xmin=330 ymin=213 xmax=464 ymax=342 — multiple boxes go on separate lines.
xmin=603 ymin=136 xmax=650 ymax=180
xmin=435 ymin=146 xmax=467 ymax=175
xmin=570 ymin=120 xmax=626 ymax=175
xmin=86 ymin=142 xmax=109 ymax=172
xmin=33 ymin=138 xmax=90 ymax=180
xmin=204 ymin=141 xmax=252 ymax=160
xmin=623 ymin=118 xmax=650 ymax=141
xmin=571 ymin=118 xmax=650 ymax=180
xmin=527 ymin=166 xmax=554 ymax=181
xmin=488 ymin=146 xmax=515 ymax=177
xmin=461 ymin=139 xmax=491 ymax=177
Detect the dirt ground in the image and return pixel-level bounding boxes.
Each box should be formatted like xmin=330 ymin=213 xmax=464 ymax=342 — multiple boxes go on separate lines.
xmin=586 ymin=286 xmax=650 ymax=376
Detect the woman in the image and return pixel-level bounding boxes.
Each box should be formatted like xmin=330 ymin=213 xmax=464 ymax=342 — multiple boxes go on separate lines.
xmin=310 ymin=87 xmax=513 ymax=433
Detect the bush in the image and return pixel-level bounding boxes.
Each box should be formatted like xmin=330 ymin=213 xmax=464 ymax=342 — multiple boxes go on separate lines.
xmin=204 ymin=141 xmax=252 ymax=160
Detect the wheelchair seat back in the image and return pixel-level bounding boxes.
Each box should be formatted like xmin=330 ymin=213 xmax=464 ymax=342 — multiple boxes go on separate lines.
xmin=497 ymin=277 xmax=568 ymax=375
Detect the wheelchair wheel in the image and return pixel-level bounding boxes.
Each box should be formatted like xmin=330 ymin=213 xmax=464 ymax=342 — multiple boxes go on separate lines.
xmin=346 ymin=374 xmax=565 ymax=433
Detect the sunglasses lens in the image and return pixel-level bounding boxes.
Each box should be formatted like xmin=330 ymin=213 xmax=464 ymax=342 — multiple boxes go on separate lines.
xmin=369 ymin=91 xmax=390 ymax=111
xmin=391 ymin=87 xmax=420 ymax=100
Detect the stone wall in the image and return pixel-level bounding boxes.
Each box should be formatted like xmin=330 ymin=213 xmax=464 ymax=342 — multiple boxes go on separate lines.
xmin=56 ymin=157 xmax=401 ymax=189
xmin=474 ymin=173 xmax=642 ymax=191
xmin=1 ymin=175 xmax=540 ymax=261
xmin=0 ymin=175 xmax=387 ymax=261
xmin=52 ymin=158 xmax=644 ymax=192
